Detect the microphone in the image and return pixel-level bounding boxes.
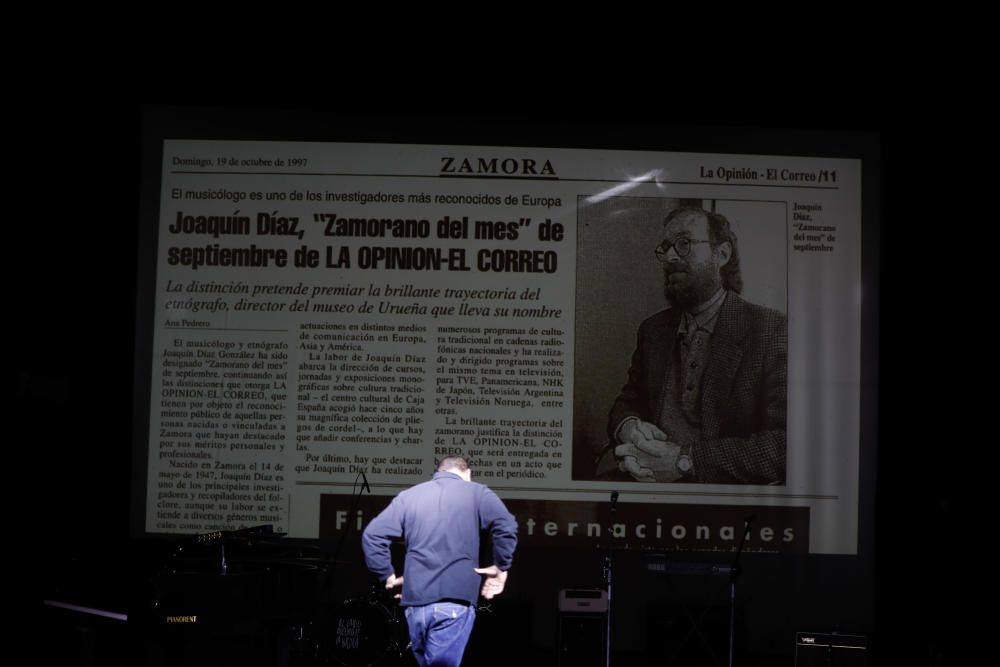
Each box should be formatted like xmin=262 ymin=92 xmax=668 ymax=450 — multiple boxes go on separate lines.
xmin=610 ymin=490 xmax=619 ymax=512
xmin=361 ymin=470 xmax=371 ymax=493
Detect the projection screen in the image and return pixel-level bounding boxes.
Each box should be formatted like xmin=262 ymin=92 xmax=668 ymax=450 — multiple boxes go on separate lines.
xmin=134 ymin=114 xmax=870 ymax=556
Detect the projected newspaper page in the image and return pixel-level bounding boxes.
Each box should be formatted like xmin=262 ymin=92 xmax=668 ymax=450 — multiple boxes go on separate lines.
xmin=144 ymin=140 xmax=861 ymax=554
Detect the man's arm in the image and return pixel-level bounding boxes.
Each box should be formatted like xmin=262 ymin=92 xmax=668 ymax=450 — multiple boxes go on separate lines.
xmin=603 ymin=322 xmax=667 ymax=480
xmin=361 ymin=499 xmax=403 ymax=582
xmin=606 ymin=328 xmax=650 ymax=444
xmin=479 ymin=488 xmax=518 ymax=569
xmin=474 ymin=488 xmax=517 ymax=598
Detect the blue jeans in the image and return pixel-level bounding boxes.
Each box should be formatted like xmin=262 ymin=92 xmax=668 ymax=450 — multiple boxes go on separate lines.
xmin=404 ymin=602 xmax=476 ymax=667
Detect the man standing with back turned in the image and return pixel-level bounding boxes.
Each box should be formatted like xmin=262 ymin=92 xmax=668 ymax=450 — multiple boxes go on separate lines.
xmin=362 ymin=455 xmax=518 ymax=667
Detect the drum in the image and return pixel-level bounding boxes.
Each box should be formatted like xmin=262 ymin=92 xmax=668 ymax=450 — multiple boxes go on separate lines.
xmin=319 ymin=597 xmax=408 ymax=667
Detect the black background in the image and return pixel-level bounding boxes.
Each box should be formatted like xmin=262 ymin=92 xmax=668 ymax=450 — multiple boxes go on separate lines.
xmin=15 ymin=66 xmax=952 ymax=665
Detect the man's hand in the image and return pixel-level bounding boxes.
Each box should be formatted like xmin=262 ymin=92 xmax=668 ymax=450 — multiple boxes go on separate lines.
xmin=474 ymin=565 xmax=508 ymax=600
xmin=615 ymin=419 xmax=681 ymax=482
xmin=385 ymin=573 xmax=404 ymax=599
xmin=618 ymin=418 xmax=667 ymax=447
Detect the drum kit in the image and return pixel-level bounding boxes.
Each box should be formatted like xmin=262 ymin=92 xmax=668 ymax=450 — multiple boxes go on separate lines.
xmin=150 ymin=528 xmax=415 ymax=667
xmin=289 ymin=586 xmax=415 ymax=667
xmin=313 ymin=591 xmax=415 ymax=667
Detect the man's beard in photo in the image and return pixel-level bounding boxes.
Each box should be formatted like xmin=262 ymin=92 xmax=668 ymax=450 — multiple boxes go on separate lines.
xmin=663 ymin=261 xmax=720 ymax=310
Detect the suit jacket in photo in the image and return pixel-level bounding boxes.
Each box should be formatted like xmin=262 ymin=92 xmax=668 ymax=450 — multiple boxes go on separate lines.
xmin=605 ymin=292 xmax=787 ymax=484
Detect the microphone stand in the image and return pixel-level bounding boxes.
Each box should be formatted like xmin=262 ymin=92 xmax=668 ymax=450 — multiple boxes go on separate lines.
xmin=310 ymin=471 xmax=370 ymax=664
xmin=324 ymin=470 xmax=371 ymax=601
xmin=605 ymin=491 xmax=618 ymax=667
xmin=728 ymin=515 xmax=754 ymax=667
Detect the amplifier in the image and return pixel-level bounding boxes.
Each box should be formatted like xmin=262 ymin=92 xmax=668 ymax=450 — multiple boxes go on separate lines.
xmin=795 ymin=632 xmax=867 ymax=667
xmin=557 ymin=589 xmax=607 ymax=613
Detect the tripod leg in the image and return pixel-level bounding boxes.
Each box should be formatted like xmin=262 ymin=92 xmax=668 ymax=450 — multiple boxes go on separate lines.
xmin=728 ymin=579 xmax=735 ymax=667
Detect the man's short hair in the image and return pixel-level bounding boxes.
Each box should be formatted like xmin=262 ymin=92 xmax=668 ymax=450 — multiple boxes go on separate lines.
xmin=664 ymin=207 xmax=743 ymax=294
xmin=437 ymin=455 xmax=470 ymax=472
